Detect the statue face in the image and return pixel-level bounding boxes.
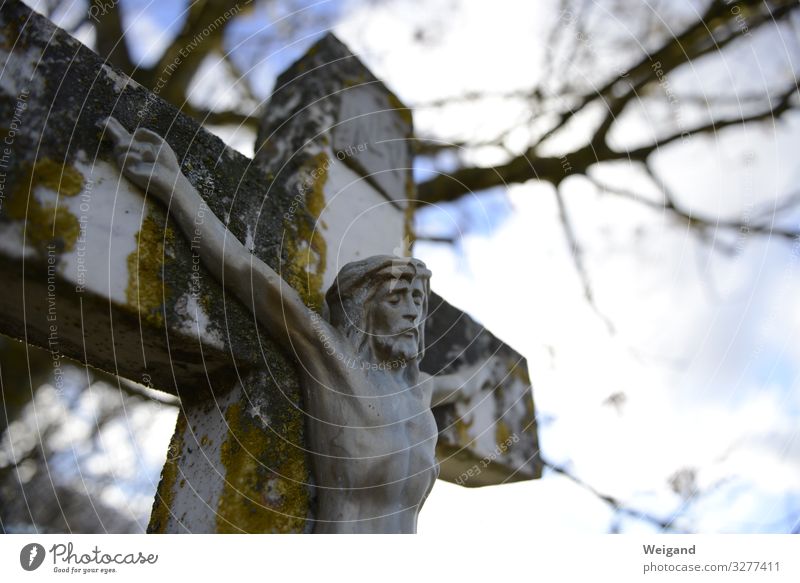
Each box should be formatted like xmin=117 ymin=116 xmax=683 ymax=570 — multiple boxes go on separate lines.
xmin=368 ymin=276 xmax=426 ymax=363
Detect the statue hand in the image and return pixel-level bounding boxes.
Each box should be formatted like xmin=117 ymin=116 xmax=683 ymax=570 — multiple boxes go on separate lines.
xmin=101 ymin=116 xmax=182 ymax=202
xmin=482 ymin=356 xmax=505 ymax=390
xmin=463 ymin=356 xmax=506 ymax=400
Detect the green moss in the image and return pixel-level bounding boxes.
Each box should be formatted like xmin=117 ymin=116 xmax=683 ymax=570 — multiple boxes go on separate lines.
xmin=6 ymin=158 xmax=84 ymax=253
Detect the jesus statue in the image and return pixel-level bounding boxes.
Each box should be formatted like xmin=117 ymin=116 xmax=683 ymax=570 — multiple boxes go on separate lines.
xmin=103 ymin=116 xmax=499 ymax=533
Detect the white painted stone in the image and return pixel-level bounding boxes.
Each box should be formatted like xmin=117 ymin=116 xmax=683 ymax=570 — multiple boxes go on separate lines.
xmin=0 ymin=155 xmax=143 ymax=305
xmin=333 ymin=84 xmax=410 ymax=208
xmin=101 ymin=64 xmax=142 ymax=93
xmin=164 ymin=384 xmax=239 ymax=532
xmin=55 ymin=157 xmax=145 ymax=304
xmin=316 ymin=144 xmax=406 ymax=291
xmin=0 ymin=46 xmax=45 ymax=98
xmin=0 ymin=222 xmax=34 ymax=258
xmin=173 ymin=292 xmax=226 ymax=351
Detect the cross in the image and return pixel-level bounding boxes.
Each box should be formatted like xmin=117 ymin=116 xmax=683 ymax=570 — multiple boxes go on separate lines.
xmin=0 ymin=1 xmax=541 ymax=533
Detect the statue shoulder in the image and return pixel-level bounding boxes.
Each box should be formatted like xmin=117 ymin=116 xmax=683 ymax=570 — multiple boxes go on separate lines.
xmin=300 ymin=309 xmax=357 ymax=370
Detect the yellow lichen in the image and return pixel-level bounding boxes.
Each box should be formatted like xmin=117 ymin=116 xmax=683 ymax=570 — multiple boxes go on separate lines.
xmin=6 ymin=158 xmax=85 ymax=252
xmin=126 ymin=213 xmax=174 ymax=326
xmin=147 ymin=412 xmax=186 ymax=533
xmin=27 ymin=158 xmax=84 ymax=196
xmin=217 ymin=400 xmax=309 ymax=533
xmin=508 ymin=357 xmax=532 ymax=385
xmin=385 ymin=90 xmax=413 ymax=128
xmin=495 ymin=420 xmax=511 ymax=449
xmin=284 ymin=152 xmax=328 ymax=312
xmin=342 ymin=74 xmax=368 ymax=89
xmin=454 ymin=416 xmax=474 ymax=445
xmin=403 ymin=169 xmax=417 ymax=245
xmin=504 ymin=358 xmax=538 ymax=435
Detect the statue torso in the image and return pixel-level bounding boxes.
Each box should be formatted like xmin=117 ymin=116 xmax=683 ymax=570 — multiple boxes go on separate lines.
xmin=298 ymin=328 xmax=440 ymax=533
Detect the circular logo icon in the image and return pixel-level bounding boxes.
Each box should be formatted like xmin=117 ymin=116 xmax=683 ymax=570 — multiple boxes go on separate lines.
xmin=20 ymin=543 xmax=46 ymax=571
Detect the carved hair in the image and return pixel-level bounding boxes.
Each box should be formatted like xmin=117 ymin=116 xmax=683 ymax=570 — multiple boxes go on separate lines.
xmin=325 ymin=255 xmax=431 ymax=360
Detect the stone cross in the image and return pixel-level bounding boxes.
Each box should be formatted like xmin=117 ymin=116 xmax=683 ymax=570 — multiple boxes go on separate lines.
xmin=0 ymin=1 xmax=541 ymax=533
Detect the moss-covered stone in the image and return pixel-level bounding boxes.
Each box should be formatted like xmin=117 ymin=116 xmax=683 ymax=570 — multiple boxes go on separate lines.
xmin=147 ymin=412 xmax=186 ymax=534
xmin=217 ymin=398 xmax=310 ymax=533
xmin=126 ymin=213 xmax=175 ymax=326
xmin=5 ymin=158 xmax=84 ymax=253
xmin=283 ymin=151 xmax=328 ymax=312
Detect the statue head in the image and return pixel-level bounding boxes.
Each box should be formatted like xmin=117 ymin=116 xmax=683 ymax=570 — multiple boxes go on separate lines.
xmin=325 ymin=255 xmax=431 ymax=364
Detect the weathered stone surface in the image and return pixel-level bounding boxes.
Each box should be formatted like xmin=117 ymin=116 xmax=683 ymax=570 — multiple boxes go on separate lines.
xmin=0 ymin=1 xmax=281 ymax=393
xmin=148 ymin=366 xmax=311 ymax=533
xmin=255 ymin=33 xmax=414 ymax=296
xmin=0 ymin=1 xmax=313 ymax=533
xmin=422 ymin=293 xmax=542 ymax=486
xmin=332 ymin=83 xmax=413 ymax=209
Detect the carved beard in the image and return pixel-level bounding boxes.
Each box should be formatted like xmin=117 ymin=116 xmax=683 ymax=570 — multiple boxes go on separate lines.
xmin=370 ymin=332 xmax=419 ymax=364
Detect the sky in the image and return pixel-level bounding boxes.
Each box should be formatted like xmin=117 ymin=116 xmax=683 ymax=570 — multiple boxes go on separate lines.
xmin=18 ymin=0 xmax=800 ymax=534
xmin=327 ymin=0 xmax=800 ymax=534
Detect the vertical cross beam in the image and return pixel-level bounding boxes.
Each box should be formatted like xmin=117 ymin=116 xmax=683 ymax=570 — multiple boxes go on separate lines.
xmin=151 ymin=34 xmax=418 ymax=532
xmin=0 ymin=2 xmax=317 ymax=533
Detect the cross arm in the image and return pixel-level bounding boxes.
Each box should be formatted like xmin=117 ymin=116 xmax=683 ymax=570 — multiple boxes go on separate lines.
xmin=102 ymin=117 xmax=322 ymax=355
xmin=426 ymin=358 xmax=503 ymax=407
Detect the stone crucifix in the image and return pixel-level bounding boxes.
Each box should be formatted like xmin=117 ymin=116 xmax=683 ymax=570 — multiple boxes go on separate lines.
xmin=0 ymin=2 xmax=540 ymax=535
xmin=101 ymin=116 xmax=499 ymax=533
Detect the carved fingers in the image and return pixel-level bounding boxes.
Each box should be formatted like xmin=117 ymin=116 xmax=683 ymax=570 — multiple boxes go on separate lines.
xmin=100 ymin=116 xmax=181 ymax=199
xmin=485 ymin=356 xmax=507 ymax=388
xmin=470 ymin=356 xmax=506 ymax=396
xmin=102 ymin=116 xmax=132 ymax=148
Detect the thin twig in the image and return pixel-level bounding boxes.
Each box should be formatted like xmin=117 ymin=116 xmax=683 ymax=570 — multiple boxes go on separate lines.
xmin=554 ymin=188 xmax=616 ymax=334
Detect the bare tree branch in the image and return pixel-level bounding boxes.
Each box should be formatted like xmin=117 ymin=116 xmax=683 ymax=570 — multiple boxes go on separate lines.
xmin=542 ymin=456 xmax=689 ymax=532
xmin=148 ymin=0 xmax=239 ymax=106
xmin=413 ymin=234 xmax=458 ymax=245
xmin=413 ymin=87 xmax=537 ymax=110
xmin=554 ymin=188 xmax=616 ymax=333
xmin=626 ymin=86 xmax=798 ymax=161
xmin=416 ymin=1 xmax=800 ymax=207
xmin=90 ymin=0 xmax=134 ymax=73
xmin=587 ymin=167 xmax=800 ymax=242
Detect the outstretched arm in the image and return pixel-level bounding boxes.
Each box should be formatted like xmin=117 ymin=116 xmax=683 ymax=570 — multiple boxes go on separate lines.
xmin=426 ymin=357 xmax=505 ymax=407
xmin=102 ymin=117 xmax=318 ymax=352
